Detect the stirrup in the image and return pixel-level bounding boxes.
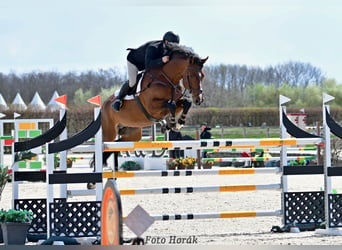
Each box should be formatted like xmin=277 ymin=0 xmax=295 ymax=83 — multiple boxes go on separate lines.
xmin=112 ymin=99 xmax=122 ymax=111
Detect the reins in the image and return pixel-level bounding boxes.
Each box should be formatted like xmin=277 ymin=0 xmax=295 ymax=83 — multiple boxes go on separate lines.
xmin=136 ymin=70 xmax=184 ymax=102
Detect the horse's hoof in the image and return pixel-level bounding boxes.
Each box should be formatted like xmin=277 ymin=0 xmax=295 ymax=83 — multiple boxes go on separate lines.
xmin=175 ymin=123 xmax=183 ymax=130
xmin=87 ymin=183 xmax=96 ymax=190
xmin=161 ymin=126 xmax=167 ymax=134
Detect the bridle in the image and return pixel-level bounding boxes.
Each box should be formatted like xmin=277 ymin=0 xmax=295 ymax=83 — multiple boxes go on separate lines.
xmin=184 ymin=65 xmax=203 ymax=95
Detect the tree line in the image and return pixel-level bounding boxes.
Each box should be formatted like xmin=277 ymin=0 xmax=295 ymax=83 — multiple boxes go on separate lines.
xmin=0 ymin=61 xmax=337 ymax=108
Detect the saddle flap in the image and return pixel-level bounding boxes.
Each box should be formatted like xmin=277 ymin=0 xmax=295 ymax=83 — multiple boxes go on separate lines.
xmin=115 ymin=73 xmax=144 ymax=101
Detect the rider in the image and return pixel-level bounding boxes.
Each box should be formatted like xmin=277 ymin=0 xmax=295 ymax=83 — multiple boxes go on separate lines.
xmin=112 ymin=31 xmax=180 ymax=111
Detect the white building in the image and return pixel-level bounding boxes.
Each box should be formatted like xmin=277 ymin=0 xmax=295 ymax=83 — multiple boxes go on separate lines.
xmin=11 ymin=93 xmax=27 ymax=111
xmin=28 ymin=92 xmax=46 ymax=111
xmin=47 ymin=91 xmax=64 ymax=111
xmin=0 ymin=93 xmax=9 ymax=111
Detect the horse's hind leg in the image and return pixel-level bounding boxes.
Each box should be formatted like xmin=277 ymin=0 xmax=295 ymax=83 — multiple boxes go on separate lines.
xmin=118 ymin=127 xmax=142 ymax=141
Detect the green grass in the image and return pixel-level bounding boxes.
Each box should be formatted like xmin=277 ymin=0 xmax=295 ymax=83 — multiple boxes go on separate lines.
xmin=161 ymin=126 xmax=280 ymax=140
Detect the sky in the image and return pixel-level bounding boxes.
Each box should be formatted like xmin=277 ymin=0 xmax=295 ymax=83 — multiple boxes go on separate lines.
xmin=1 ymin=0 xmax=342 ymax=82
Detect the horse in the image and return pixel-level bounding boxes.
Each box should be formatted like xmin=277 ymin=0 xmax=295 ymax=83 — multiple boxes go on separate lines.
xmin=93 ymin=44 xmax=208 ymax=176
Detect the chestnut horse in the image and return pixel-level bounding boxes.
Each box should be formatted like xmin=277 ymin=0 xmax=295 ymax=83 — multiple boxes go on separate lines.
xmin=101 ymin=44 xmax=208 ymax=166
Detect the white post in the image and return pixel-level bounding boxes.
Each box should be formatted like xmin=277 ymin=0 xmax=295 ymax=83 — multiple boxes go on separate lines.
xmin=12 ymin=117 xmax=20 ymax=208
xmin=316 ymin=93 xmax=342 ymax=235
xmin=59 ymin=109 xmax=67 ymax=199
xmin=47 ymin=108 xmax=66 ymax=238
xmin=323 ymin=103 xmax=332 ymax=222
xmin=279 ymin=95 xmax=291 ymax=226
xmin=46 ymin=149 xmax=55 ymax=238
xmin=94 ymin=107 xmax=103 ymax=201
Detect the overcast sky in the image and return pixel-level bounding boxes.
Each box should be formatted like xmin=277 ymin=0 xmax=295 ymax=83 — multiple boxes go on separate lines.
xmin=1 ymin=0 xmax=342 ymax=82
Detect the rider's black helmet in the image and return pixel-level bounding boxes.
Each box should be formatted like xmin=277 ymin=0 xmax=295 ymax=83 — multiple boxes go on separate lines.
xmin=163 ymin=31 xmax=180 ymax=44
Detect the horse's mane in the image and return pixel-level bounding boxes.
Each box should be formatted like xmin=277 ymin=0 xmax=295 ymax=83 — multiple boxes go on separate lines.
xmin=166 ymin=43 xmax=203 ymax=66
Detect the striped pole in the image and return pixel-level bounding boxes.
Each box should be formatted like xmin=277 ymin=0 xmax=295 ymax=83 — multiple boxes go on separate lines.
xmin=103 ymin=138 xmax=322 ymax=152
xmin=210 ymin=146 xmax=317 ymax=153
xmin=147 ymin=210 xmax=282 ymax=221
xmin=203 ymin=156 xmax=316 ymax=162
xmin=119 ymin=183 xmax=280 ymax=195
xmin=67 ymin=183 xmax=281 ymax=197
xmin=103 ymin=167 xmax=281 ymax=179
xmin=69 ymin=145 xmax=96 ymax=153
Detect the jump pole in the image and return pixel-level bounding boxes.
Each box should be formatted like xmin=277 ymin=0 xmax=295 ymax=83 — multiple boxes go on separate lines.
xmin=103 ymin=167 xmax=280 ymax=179
xmin=201 ymin=156 xmax=316 ymax=162
xmin=103 ymin=138 xmax=321 ymax=152
xmin=118 ymin=183 xmax=281 ymax=195
xmin=68 ymin=183 xmax=281 ymax=197
xmin=149 ymin=210 xmax=282 ymax=221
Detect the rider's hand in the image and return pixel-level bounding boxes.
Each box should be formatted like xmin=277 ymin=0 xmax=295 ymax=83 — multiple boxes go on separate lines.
xmin=162 ymin=56 xmax=169 ymax=63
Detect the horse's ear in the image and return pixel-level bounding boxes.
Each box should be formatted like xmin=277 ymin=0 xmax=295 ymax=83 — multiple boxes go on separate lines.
xmin=201 ymin=56 xmax=209 ymax=64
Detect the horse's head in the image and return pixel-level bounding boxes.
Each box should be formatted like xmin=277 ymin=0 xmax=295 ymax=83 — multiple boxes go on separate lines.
xmin=182 ymin=56 xmax=208 ymax=105
xmin=165 ymin=43 xmax=209 ymax=105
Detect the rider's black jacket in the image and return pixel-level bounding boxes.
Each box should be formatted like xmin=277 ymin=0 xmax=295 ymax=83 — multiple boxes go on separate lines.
xmin=126 ymin=40 xmax=168 ymax=71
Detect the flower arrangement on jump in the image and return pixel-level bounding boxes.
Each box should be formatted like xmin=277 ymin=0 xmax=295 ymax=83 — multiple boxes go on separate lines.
xmin=201 ymin=159 xmax=214 ymax=169
xmin=167 ymin=157 xmax=196 ymax=170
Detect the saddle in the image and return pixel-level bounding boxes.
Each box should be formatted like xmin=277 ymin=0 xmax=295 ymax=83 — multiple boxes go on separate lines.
xmin=115 ymin=72 xmax=144 ymax=100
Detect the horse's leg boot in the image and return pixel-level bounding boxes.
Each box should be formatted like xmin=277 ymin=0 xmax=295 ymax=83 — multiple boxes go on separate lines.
xmin=112 ymin=82 xmax=132 ymax=111
xmin=165 ymin=100 xmax=177 ymax=128
xmin=178 ymin=99 xmax=192 ymax=125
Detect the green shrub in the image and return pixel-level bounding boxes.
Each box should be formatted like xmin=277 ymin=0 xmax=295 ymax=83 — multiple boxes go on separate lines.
xmin=120 ymin=161 xmax=141 ymax=171
xmin=0 ymin=209 xmax=33 ymax=223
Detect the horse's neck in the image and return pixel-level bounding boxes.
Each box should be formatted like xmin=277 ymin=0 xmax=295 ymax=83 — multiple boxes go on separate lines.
xmin=162 ymin=58 xmax=188 ymax=83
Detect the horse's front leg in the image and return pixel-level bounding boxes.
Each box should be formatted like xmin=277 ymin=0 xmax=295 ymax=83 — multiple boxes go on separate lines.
xmin=177 ymin=99 xmax=192 ymax=126
xmin=164 ymin=100 xmax=177 ymax=129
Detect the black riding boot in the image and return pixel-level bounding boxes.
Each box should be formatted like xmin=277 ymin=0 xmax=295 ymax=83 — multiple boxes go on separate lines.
xmin=112 ymin=82 xmax=132 ymax=111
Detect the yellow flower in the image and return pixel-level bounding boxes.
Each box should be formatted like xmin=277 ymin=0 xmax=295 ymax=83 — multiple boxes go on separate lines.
xmin=168 ymin=157 xmax=196 ymax=168
xmin=202 ymin=159 xmax=214 ymax=165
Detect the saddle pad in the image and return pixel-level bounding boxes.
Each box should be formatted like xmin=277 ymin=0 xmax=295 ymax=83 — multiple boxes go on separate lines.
xmin=115 ymin=74 xmax=143 ymax=101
